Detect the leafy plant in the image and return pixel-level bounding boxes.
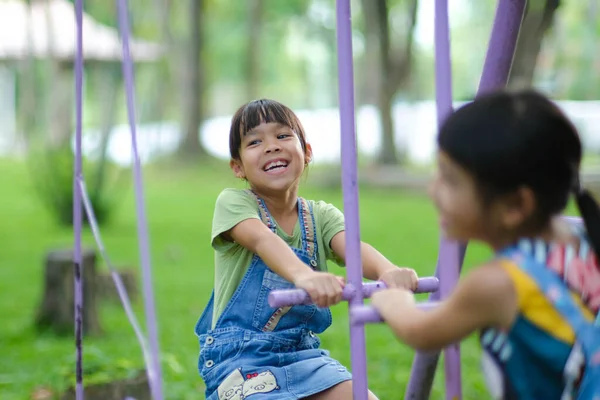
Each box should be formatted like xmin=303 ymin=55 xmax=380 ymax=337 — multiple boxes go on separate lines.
xmin=58 ymin=346 xmax=144 ymax=388
xmin=28 ymin=144 xmax=128 ymax=227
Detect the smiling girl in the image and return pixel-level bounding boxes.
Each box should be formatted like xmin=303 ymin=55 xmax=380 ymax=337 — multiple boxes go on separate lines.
xmin=195 ymin=99 xmax=419 ymax=400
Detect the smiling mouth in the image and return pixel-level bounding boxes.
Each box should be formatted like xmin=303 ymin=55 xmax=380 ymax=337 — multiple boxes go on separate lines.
xmin=263 ymin=159 xmax=289 ymax=172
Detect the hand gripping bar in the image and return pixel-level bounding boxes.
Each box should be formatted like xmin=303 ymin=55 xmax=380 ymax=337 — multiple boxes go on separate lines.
xmin=268 ymin=276 xmax=439 ymax=308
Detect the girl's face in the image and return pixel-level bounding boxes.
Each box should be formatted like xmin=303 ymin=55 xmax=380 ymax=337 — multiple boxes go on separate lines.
xmin=429 ymin=151 xmax=491 ymax=243
xmin=230 ymin=122 xmax=311 ymax=195
xmin=430 ymin=151 xmax=537 ymax=249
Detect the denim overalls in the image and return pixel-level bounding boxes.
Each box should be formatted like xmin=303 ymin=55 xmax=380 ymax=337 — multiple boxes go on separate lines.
xmin=195 ymin=190 xmax=352 ymax=400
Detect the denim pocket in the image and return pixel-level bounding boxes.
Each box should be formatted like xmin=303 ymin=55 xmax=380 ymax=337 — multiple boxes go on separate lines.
xmin=252 ymin=269 xmax=316 ymax=331
xmin=262 ymin=268 xmax=294 ymax=290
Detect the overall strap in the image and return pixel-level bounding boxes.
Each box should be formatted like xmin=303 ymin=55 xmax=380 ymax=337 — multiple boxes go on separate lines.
xmin=244 ymin=189 xmax=276 ymax=233
xmin=244 ymin=190 xmax=318 ymax=265
xmin=298 ymin=197 xmax=317 ymax=263
xmin=499 ymin=247 xmax=600 ymax=359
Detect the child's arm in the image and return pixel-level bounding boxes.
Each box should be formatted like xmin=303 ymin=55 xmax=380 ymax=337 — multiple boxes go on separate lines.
xmin=371 ymin=261 xmax=517 ymax=351
xmin=226 ymin=219 xmax=344 ymax=308
xmin=330 ymin=231 xmax=419 ymax=290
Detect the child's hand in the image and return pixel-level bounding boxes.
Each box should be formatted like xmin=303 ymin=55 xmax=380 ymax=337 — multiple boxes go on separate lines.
xmin=294 ymin=270 xmax=345 ymax=308
xmin=378 ymin=267 xmax=419 ymax=291
xmin=371 ymin=288 xmax=415 ymax=319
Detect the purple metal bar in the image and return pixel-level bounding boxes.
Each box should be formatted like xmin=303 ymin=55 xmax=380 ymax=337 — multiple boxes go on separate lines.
xmin=404 ymin=2 xmax=461 ymax=397
xmin=434 ymin=0 xmax=453 ymax=127
xmin=405 ymin=250 xmax=464 ymax=400
xmin=405 ymin=1 xmax=526 ymax=399
xmin=478 ymin=0 xmax=527 ymax=95
xmin=438 ymin=242 xmax=462 ymax=400
xmin=73 ymin=0 xmax=84 ymax=399
xmin=268 ymin=277 xmax=439 ymax=308
xmin=334 ymin=1 xmax=368 ymax=399
xmin=78 ymin=178 xmax=154 ymax=384
xmin=350 ymin=302 xmax=440 ymax=325
xmin=116 ymin=0 xmax=164 ymax=399
xmin=432 ymin=1 xmax=462 ymax=399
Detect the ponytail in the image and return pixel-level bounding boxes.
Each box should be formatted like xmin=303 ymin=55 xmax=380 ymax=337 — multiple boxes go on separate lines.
xmin=574 ymin=181 xmax=600 ymax=269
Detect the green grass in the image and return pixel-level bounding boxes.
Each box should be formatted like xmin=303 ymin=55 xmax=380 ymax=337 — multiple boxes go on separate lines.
xmin=0 ymin=157 xmax=498 ymax=399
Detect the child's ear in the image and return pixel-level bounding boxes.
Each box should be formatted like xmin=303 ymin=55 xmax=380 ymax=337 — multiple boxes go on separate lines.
xmin=230 ymin=159 xmax=245 ymax=179
xmin=304 ymin=143 xmax=313 ymax=165
xmin=499 ymin=186 xmax=536 ymax=230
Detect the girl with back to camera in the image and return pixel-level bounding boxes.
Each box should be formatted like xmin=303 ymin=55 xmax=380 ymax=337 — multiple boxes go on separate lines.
xmin=372 ymin=89 xmax=600 ymax=399
xmin=195 ymin=99 xmax=419 ymax=400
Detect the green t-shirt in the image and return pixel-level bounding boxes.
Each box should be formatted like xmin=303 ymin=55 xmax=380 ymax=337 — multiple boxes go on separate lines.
xmin=210 ymin=188 xmax=346 ymax=328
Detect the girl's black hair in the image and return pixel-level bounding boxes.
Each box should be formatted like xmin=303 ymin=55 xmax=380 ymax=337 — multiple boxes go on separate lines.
xmin=229 ymin=99 xmax=307 ymax=160
xmin=438 ymin=89 xmax=600 ymax=259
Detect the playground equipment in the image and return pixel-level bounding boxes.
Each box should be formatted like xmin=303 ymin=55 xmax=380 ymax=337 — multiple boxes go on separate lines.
xmin=70 ymin=0 xmax=528 ymax=399
xmin=270 ymin=0 xmax=528 ymax=399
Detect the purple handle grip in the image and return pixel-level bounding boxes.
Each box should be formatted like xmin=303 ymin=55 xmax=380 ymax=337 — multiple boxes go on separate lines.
xmin=268 ymin=277 xmax=439 ymax=308
xmin=350 ymin=301 xmax=440 ymax=325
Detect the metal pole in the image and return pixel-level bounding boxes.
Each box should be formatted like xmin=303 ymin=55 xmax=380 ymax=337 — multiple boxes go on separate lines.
xmin=404 ymin=1 xmax=526 ymax=398
xmin=334 ymin=1 xmax=368 ymax=399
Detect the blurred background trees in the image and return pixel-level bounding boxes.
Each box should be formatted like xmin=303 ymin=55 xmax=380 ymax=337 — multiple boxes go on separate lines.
xmin=1 ymin=0 xmax=598 ymax=226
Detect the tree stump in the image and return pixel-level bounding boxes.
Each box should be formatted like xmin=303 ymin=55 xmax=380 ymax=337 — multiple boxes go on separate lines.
xmin=97 ymin=268 xmax=138 ymax=303
xmin=60 ymin=371 xmax=150 ymax=400
xmin=35 ymin=248 xmax=102 ymax=336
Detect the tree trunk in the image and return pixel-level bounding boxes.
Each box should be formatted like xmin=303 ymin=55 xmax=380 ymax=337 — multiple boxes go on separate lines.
xmin=361 ymin=0 xmax=418 ymax=166
xmin=148 ymin=0 xmax=174 ymax=121
xmin=42 ymin=0 xmax=73 ymax=149
xmin=246 ymin=0 xmax=263 ymax=101
xmin=178 ymin=0 xmax=208 ymax=160
xmin=360 ymin=0 xmax=381 ymax=106
xmin=586 ymin=0 xmax=599 ymax=99
xmin=92 ymin=64 xmax=121 ymax=202
xmin=508 ymin=0 xmax=560 ymax=88
xmin=35 ymin=249 xmax=102 ymax=336
xmin=18 ymin=59 xmax=39 ymax=148
xmin=19 ymin=0 xmax=39 ymax=148
xmin=47 ymin=64 xmax=73 ymax=149
xmin=96 ymin=268 xmax=138 ymax=303
xmin=377 ymin=88 xmax=397 ymax=164
xmin=60 ymin=371 xmax=150 ymax=400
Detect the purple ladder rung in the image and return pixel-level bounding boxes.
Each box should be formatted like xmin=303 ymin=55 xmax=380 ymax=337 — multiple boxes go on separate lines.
xmin=350 ymin=301 xmax=440 ymax=325
xmin=268 ymin=277 xmax=439 ymax=308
